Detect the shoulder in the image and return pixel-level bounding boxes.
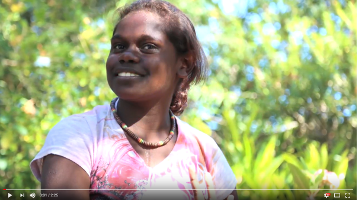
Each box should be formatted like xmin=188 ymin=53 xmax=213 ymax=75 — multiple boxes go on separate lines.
xmin=64 ymin=104 xmax=109 ymax=123
xmin=176 ymin=117 xmax=217 ymax=146
xmin=176 ymin=117 xmax=221 ymax=158
xmin=30 ymin=104 xmax=111 ymax=180
xmin=52 ymin=104 xmax=110 ymax=131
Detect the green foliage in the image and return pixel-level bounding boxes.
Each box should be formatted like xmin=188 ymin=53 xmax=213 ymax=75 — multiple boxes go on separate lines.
xmin=0 ymin=0 xmax=356 ymax=199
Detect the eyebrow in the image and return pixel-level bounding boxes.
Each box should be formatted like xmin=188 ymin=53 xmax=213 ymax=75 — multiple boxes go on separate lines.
xmin=111 ymin=34 xmax=163 ymax=43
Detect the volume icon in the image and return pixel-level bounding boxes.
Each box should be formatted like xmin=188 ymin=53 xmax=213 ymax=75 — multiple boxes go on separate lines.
xmin=30 ymin=193 xmax=36 ymax=198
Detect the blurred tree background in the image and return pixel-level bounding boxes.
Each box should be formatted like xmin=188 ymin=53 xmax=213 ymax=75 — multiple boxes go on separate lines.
xmin=0 ymin=0 xmax=356 ymax=199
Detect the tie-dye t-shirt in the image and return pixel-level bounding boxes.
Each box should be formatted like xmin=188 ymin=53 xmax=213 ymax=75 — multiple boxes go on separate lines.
xmin=30 ymin=103 xmax=237 ymax=200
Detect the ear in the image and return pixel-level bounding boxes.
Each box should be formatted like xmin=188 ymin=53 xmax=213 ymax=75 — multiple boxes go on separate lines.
xmin=177 ymin=55 xmax=191 ymax=78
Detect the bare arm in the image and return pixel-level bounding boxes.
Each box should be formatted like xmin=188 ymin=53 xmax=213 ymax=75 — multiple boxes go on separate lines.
xmin=41 ymin=154 xmax=90 ymax=200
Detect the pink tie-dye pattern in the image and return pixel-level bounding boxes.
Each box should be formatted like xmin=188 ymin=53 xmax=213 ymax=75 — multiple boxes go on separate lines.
xmin=30 ymin=104 xmax=237 ymax=200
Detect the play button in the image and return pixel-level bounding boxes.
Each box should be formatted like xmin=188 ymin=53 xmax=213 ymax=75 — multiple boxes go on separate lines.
xmin=8 ymin=193 xmax=12 ymax=198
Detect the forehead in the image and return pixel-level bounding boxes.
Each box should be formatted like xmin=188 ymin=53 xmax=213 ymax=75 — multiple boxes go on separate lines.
xmin=114 ymin=11 xmax=165 ymax=38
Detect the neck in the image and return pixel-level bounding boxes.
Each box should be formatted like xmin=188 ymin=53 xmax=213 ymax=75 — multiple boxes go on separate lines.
xmin=115 ymin=97 xmax=173 ymax=141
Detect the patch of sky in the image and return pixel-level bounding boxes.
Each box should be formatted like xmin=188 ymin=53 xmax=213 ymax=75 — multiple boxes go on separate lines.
xmin=198 ymin=105 xmax=212 ymax=120
xmin=343 ymin=28 xmax=351 ymax=35
xmin=206 ymin=121 xmax=218 ymax=131
xmin=307 ymin=97 xmax=312 ymax=103
xmin=217 ymin=0 xmax=251 ymax=17
xmin=280 ymin=125 xmax=286 ymax=133
xmin=338 ymin=0 xmax=346 ymax=6
xmin=290 ymin=31 xmax=304 ymax=45
xmin=94 ymin=87 xmax=101 ymax=96
xmin=250 ymin=123 xmax=258 ymax=133
xmin=94 ymin=19 xmax=105 ymax=28
xmin=334 ymin=92 xmax=342 ymax=100
xmin=285 ymin=89 xmax=290 ymax=95
xmin=245 ymin=13 xmax=261 ymax=24
xmin=231 ymin=86 xmax=242 ymax=97
xmin=98 ymin=43 xmax=110 ymax=50
xmin=269 ymin=115 xmax=278 ymax=126
xmin=196 ymin=25 xmax=215 ymax=44
xmin=268 ymin=2 xmax=279 ymax=15
xmin=246 ymin=65 xmax=254 ymax=74
xmin=202 ymin=46 xmax=210 ymax=57
xmin=210 ymin=42 xmax=218 ymax=50
xmin=350 ymin=105 xmax=356 ymax=111
xmin=253 ymin=31 xmax=262 ymax=45
xmin=300 ymin=43 xmax=312 ymax=61
xmin=34 ymin=56 xmax=51 ymax=67
xmin=330 ymin=13 xmax=341 ymax=31
xmin=277 ymin=51 xmax=287 ymax=62
xmin=207 ymin=69 xmax=212 ymax=77
xmin=244 ymin=66 xmax=255 ymax=82
xmin=278 ymin=40 xmax=288 ymax=51
xmin=343 ymin=108 xmax=351 ymax=117
xmin=269 ymin=1 xmax=290 ymax=15
xmin=319 ymin=27 xmax=327 ymax=36
xmin=299 ymin=107 xmax=305 ymax=115
xmin=306 ymin=25 xmax=319 ymax=36
xmin=274 ymin=22 xmax=281 ymax=30
xmin=277 ymin=0 xmax=290 ymax=13
xmin=258 ymin=57 xmax=269 ymax=68
xmin=326 ymin=87 xmax=332 ymax=95
xmin=271 ymin=39 xmax=280 ymax=49
xmin=208 ymin=17 xmax=221 ymax=33
xmin=339 ymin=116 xmax=344 ymax=124
xmin=263 ymin=23 xmax=276 ymax=35
xmin=279 ymin=95 xmax=287 ymax=104
xmin=74 ymin=53 xmax=86 ymax=60
xmin=58 ymin=71 xmax=65 ymax=80
xmin=212 ymin=55 xmax=221 ymax=70
xmin=246 ymin=74 xmax=254 ymax=81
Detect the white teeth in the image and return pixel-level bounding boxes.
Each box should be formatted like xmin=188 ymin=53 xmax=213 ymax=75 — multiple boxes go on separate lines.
xmin=118 ymin=72 xmax=140 ymax=77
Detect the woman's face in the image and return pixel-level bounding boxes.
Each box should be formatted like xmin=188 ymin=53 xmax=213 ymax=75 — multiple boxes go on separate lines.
xmin=106 ymin=11 xmax=187 ymax=102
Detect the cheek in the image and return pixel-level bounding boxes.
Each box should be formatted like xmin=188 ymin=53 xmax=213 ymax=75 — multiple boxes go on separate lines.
xmin=106 ymin=54 xmax=117 ymax=70
xmin=150 ymin=64 xmax=176 ymax=91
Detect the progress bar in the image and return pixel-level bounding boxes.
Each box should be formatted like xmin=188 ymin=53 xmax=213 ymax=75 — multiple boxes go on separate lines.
xmin=3 ymin=189 xmax=354 ymax=191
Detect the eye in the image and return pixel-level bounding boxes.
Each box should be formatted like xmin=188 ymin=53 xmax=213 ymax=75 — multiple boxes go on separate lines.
xmin=113 ymin=44 xmax=125 ymax=50
xmin=142 ymin=44 xmax=158 ymax=50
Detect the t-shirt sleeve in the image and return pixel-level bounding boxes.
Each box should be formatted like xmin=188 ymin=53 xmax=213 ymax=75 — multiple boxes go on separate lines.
xmin=205 ymin=137 xmax=237 ymax=200
xmin=30 ymin=115 xmax=94 ymax=181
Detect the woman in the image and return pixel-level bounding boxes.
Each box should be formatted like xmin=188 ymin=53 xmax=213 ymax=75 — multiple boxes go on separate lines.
xmin=30 ymin=0 xmax=238 ymax=199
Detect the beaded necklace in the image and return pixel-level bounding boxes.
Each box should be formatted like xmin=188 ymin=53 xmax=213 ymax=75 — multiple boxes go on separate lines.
xmin=110 ymin=97 xmax=176 ymax=148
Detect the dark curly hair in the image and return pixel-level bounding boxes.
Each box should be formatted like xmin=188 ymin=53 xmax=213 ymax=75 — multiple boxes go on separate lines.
xmin=114 ymin=0 xmax=208 ymax=116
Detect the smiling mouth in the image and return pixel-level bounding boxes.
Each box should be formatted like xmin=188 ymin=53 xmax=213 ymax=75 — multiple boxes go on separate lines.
xmin=117 ymin=72 xmax=142 ymax=77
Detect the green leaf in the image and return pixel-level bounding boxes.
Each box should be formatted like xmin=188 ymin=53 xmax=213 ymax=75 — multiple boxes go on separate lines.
xmin=257 ymin=136 xmax=277 ymax=173
xmin=261 ymin=156 xmax=284 ymax=180
xmin=283 ymin=153 xmax=304 ymax=169
xmin=287 ymin=163 xmax=310 ymax=189
xmin=312 ymin=170 xmax=325 ymax=189
xmin=320 ymin=143 xmax=328 ymax=169
xmin=307 ymin=143 xmax=320 ymax=170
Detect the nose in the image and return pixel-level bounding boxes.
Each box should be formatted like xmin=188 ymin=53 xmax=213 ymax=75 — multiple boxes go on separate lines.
xmin=119 ymin=51 xmax=140 ymax=64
